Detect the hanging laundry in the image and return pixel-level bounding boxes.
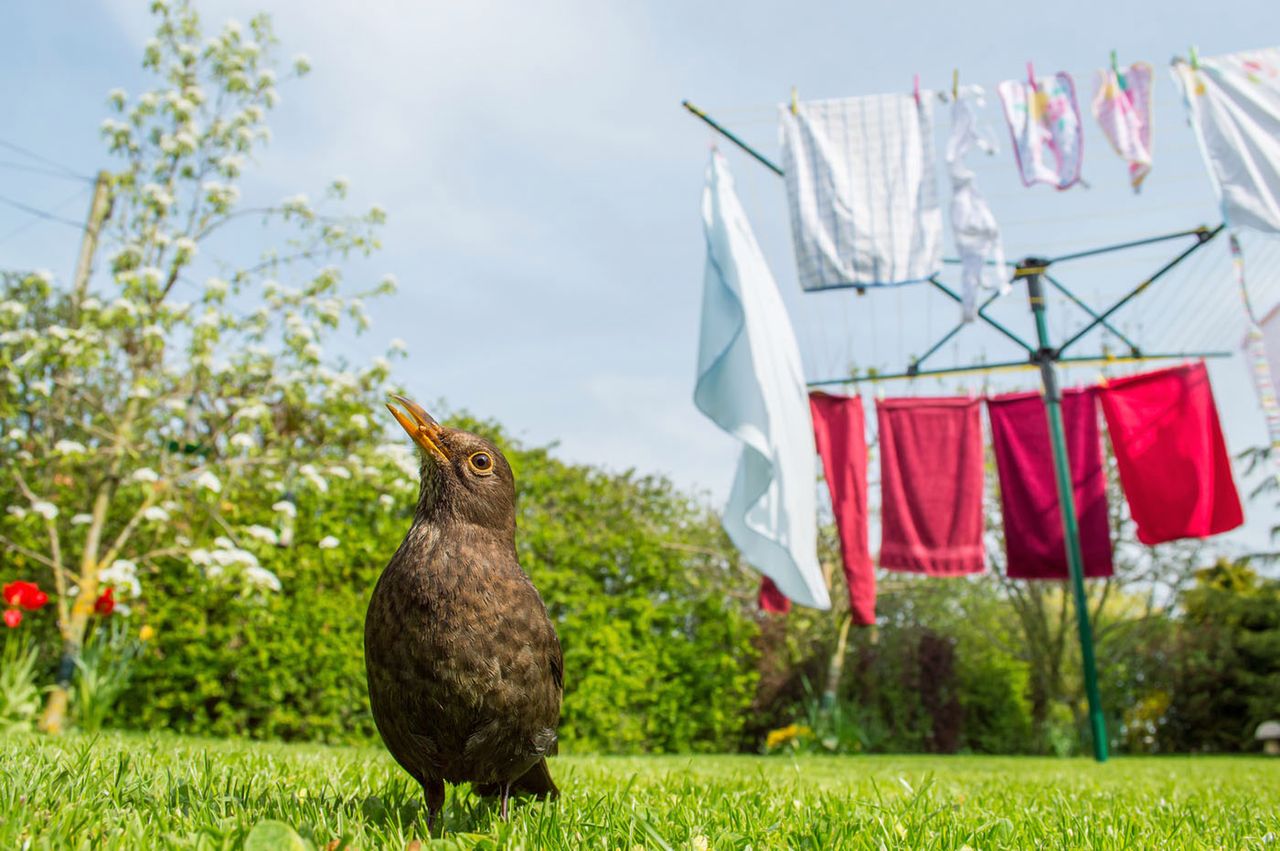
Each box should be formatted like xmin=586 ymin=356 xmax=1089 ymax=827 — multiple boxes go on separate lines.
xmin=758 ymin=576 xmax=791 ymax=614
xmin=1092 ymin=62 xmax=1154 ymax=191
xmin=1171 ymin=47 xmax=1280 ymax=233
xmin=694 ymin=151 xmax=830 ymax=610
xmin=946 ymin=84 xmax=1009 ymax=322
xmin=1232 ymin=235 xmax=1280 ymax=480
xmin=810 ymin=392 xmax=876 ymax=626
xmin=779 ymin=94 xmax=943 ymax=290
xmin=877 ymin=397 xmax=985 ymax=575
xmin=1098 ymin=363 xmax=1243 ymax=545
xmin=987 ymin=389 xmax=1113 ymax=580
xmin=997 ymin=71 xmax=1085 ymax=190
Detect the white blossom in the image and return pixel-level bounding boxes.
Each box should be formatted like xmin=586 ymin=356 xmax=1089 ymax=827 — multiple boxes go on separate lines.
xmin=54 ymin=439 xmax=87 ymax=455
xmin=129 ymin=468 xmax=160 ymax=484
xmin=71 ymin=513 xmax=93 ymax=526
xmin=99 ymin=559 xmax=142 ymax=597
xmin=229 ymin=433 xmax=255 ymax=450
xmin=31 ymin=501 xmax=58 ymax=520
xmin=194 ymin=471 xmax=222 ymax=493
xmin=318 ymin=535 xmax=340 ymax=550
xmin=6 ymin=428 xmax=26 ymax=441
xmin=244 ymin=525 xmax=279 ymax=545
xmin=142 ymin=506 xmax=170 ymax=523
xmin=244 ymin=565 xmax=282 ymax=592
xmin=298 ymin=464 xmax=329 ymax=492
xmin=6 ymin=505 xmax=27 ymax=519
xmin=378 ymin=494 xmax=395 ymax=508
xmin=271 ymin=500 xmax=297 ymax=518
xmin=349 ymin=414 xmax=370 ymax=430
xmin=189 ymin=548 xmax=212 ymax=566
xmin=388 ymin=337 xmax=407 ymax=353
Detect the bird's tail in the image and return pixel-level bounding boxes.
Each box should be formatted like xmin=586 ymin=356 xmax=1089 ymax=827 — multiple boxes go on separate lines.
xmin=476 ymin=758 xmax=559 ymax=800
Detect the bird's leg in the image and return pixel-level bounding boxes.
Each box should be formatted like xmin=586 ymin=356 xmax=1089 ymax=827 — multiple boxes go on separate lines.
xmin=500 ymin=782 xmax=512 ymax=821
xmin=423 ymin=779 xmax=445 ymax=835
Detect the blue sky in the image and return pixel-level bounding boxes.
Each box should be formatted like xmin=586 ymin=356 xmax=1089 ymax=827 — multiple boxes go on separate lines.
xmin=2 ymin=1 xmax=1279 ymax=554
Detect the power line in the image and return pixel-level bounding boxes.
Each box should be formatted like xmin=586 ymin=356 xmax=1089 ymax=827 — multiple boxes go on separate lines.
xmin=0 ymin=159 xmax=94 ymax=183
xmin=0 ymin=136 xmax=91 ymax=181
xmin=0 ymin=190 xmax=89 ymax=241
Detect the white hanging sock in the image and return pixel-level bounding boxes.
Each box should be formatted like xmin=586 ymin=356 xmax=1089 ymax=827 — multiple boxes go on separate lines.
xmin=694 ymin=151 xmax=831 ymax=610
xmin=779 ymin=94 xmax=944 ymax=290
xmin=1232 ymin=235 xmax=1280 ymax=480
xmin=946 ymin=85 xmax=1009 ymax=323
xmin=1172 ymin=47 xmax=1280 ymax=234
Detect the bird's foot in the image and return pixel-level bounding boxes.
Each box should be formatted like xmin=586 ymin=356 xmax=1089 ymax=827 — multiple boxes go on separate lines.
xmin=500 ymin=782 xmax=512 ymax=821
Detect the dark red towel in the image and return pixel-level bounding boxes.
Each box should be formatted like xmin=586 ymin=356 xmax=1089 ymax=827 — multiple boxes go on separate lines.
xmin=877 ymin=397 xmax=985 ymax=575
xmin=1098 ymin=363 xmax=1243 ymax=545
xmin=758 ymin=577 xmax=791 ymax=613
xmin=809 ymin=392 xmax=875 ymax=625
xmin=988 ymin=388 xmax=1113 ymax=580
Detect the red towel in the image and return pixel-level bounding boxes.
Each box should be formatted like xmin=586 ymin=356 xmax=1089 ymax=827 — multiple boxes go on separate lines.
xmin=987 ymin=388 xmax=1113 ymax=580
xmin=809 ymin=392 xmax=875 ymax=625
xmin=1098 ymin=363 xmax=1243 ymax=545
xmin=758 ymin=577 xmax=791 ymax=613
xmin=877 ymin=397 xmax=985 ymax=575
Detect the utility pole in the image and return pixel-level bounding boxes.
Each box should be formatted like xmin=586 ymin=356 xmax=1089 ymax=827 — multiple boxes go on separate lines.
xmin=70 ymin=170 xmax=113 ymax=320
xmin=1021 ymin=258 xmax=1109 ymax=763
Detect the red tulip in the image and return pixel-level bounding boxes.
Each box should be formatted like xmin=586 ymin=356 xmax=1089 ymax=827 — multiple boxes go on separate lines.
xmin=2 ymin=580 xmax=48 ymax=610
xmin=94 ymin=587 xmax=115 ymax=616
xmin=2 ymin=608 xmax=21 ymax=629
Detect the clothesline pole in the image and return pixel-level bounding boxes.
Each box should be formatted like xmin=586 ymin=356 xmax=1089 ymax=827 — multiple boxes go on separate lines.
xmin=682 ymin=100 xmax=785 ymax=177
xmin=1022 ymin=259 xmax=1110 ymax=764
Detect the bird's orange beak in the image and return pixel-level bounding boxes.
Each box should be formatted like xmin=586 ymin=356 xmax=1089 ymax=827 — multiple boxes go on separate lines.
xmin=386 ymin=394 xmax=449 ymax=462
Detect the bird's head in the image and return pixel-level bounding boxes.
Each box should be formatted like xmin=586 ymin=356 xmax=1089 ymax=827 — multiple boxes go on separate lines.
xmin=386 ymin=394 xmax=516 ymax=530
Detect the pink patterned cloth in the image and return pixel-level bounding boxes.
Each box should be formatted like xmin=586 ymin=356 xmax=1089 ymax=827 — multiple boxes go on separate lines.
xmin=1092 ymin=63 xmax=1154 ymax=192
xmin=997 ymin=72 xmax=1084 ymax=190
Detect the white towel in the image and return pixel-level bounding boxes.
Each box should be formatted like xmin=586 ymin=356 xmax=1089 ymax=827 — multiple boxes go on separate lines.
xmin=946 ymin=85 xmax=1009 ymax=322
xmin=694 ymin=151 xmax=830 ymax=610
xmin=1172 ymin=47 xmax=1280 ymax=234
xmin=779 ymin=94 xmax=943 ymax=290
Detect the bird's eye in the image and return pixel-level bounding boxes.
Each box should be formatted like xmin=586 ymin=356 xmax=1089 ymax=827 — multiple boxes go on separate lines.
xmin=468 ymin=452 xmax=494 ymax=475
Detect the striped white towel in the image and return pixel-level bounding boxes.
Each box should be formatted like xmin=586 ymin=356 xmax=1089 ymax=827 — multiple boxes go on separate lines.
xmin=779 ymin=94 xmax=943 ymax=290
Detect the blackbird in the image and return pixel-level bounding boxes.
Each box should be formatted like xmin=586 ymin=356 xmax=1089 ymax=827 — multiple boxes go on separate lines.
xmin=366 ymin=395 xmax=562 ymax=830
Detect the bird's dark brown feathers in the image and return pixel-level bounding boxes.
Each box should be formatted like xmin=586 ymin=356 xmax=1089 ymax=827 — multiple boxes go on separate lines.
xmin=364 ymin=420 xmax=562 ymax=823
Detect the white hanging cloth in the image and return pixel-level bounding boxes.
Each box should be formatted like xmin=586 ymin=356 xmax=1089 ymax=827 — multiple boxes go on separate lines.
xmin=946 ymin=85 xmax=1009 ymax=322
xmin=779 ymin=94 xmax=943 ymax=290
xmin=694 ymin=151 xmax=831 ymax=610
xmin=1171 ymin=47 xmax=1280 ymax=233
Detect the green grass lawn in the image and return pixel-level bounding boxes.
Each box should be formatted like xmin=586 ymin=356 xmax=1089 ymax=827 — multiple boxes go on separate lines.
xmin=2 ymin=733 xmax=1277 ymax=849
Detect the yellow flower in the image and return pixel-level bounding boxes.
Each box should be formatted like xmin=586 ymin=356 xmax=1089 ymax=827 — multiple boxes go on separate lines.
xmin=139 ymin=624 xmax=156 ymax=642
xmin=764 ymin=723 xmax=813 ymax=751
xmin=691 ymin=837 xmax=709 ymax=851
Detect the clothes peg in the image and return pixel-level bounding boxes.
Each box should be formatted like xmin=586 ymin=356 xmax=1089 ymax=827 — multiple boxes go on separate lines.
xmin=1111 ymin=50 xmax=1127 ymax=91
xmin=1026 ymin=61 xmax=1037 ymax=90
xmin=1189 ymin=45 xmax=1200 ymax=71
xmin=913 ymin=73 xmax=921 ymax=107
xmin=952 ymin=69 xmax=959 ymax=101
xmin=790 ymin=86 xmax=798 ymax=115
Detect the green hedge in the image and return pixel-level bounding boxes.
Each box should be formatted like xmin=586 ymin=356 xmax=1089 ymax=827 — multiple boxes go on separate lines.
xmin=112 ymin=416 xmax=760 ymax=752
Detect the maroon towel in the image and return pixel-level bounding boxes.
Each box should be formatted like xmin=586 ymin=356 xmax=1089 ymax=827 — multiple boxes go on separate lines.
xmin=758 ymin=577 xmax=791 ymax=613
xmin=1098 ymin=363 xmax=1243 ymax=545
xmin=988 ymin=388 xmax=1113 ymax=580
xmin=810 ymin=392 xmax=875 ymax=625
xmin=877 ymin=397 xmax=985 ymax=575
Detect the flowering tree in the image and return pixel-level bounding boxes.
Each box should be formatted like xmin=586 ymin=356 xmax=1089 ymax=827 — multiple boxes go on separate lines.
xmin=0 ymin=0 xmax=417 ymax=732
